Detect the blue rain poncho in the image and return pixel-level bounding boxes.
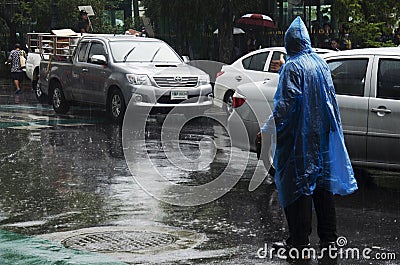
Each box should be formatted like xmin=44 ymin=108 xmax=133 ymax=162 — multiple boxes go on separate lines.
xmin=262 ymin=17 xmax=358 ymax=208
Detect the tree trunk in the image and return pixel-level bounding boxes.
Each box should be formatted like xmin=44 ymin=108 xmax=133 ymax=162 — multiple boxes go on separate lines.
xmin=217 ymin=0 xmax=233 ymax=63
xmin=9 ymin=23 xmax=17 ymax=49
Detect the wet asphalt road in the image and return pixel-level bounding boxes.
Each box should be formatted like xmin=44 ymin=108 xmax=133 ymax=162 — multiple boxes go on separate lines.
xmin=0 ymin=82 xmax=399 ymax=264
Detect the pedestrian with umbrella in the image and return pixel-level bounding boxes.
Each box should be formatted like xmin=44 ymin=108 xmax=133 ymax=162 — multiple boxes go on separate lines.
xmin=237 ymin=13 xmax=276 ymax=49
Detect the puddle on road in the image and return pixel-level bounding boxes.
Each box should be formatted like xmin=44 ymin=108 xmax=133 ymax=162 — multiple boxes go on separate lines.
xmin=0 ymin=104 xmax=106 ymax=129
xmin=0 ymin=107 xmax=399 ymax=264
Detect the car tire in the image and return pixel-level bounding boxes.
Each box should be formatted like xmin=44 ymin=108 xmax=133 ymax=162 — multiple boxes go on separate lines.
xmin=52 ymin=83 xmax=69 ymax=114
xmin=108 ymin=89 xmax=126 ymax=123
xmin=259 ymin=134 xmax=276 ymax=177
xmin=262 ymin=153 xmax=276 ymax=177
xmin=223 ymin=90 xmax=234 ymax=115
xmin=32 ymin=69 xmax=47 ymax=104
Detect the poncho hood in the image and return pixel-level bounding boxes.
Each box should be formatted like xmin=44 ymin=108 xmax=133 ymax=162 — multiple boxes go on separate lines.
xmin=284 ymin=16 xmax=312 ymax=57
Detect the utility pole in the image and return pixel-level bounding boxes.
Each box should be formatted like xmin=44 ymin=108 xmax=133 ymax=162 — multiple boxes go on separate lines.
xmin=279 ymin=0 xmax=284 ymax=30
xmin=218 ymin=0 xmax=233 ymax=63
xmin=123 ymin=0 xmax=133 ymax=26
xmin=50 ymin=0 xmax=58 ymax=29
xmin=133 ymin=0 xmax=139 ymax=18
xmin=133 ymin=0 xmax=140 ymax=27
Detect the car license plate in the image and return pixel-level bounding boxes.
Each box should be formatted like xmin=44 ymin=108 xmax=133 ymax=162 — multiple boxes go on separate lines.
xmin=171 ymin=91 xmax=188 ymax=100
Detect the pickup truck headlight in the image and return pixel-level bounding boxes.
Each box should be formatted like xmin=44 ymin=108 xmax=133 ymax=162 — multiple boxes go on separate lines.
xmin=198 ymin=75 xmax=210 ymax=86
xmin=126 ymin=74 xmax=151 ymax=85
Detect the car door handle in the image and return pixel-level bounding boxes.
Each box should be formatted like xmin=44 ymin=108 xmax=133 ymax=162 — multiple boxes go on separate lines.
xmin=82 ymin=68 xmax=89 ymax=72
xmin=235 ymin=75 xmax=242 ymax=81
xmin=371 ymin=107 xmax=392 ymax=114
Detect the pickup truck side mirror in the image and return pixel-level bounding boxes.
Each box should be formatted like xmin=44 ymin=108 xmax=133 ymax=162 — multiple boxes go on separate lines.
xmin=182 ymin=56 xmax=190 ymax=63
xmin=90 ymin=55 xmax=107 ymax=65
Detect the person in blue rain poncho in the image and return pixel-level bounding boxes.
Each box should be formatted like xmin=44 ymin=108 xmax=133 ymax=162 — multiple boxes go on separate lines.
xmin=261 ymin=17 xmax=358 ymax=251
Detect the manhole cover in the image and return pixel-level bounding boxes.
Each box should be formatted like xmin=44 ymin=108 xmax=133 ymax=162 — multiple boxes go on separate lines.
xmin=62 ymin=231 xmax=178 ymax=253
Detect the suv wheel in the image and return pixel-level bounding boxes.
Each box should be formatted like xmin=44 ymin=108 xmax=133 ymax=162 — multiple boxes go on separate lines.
xmin=52 ymin=84 xmax=69 ymax=114
xmin=108 ymin=89 xmax=126 ymax=123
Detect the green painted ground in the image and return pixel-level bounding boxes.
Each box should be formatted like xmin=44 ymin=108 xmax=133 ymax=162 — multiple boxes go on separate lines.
xmin=0 ymin=230 xmax=127 ymax=265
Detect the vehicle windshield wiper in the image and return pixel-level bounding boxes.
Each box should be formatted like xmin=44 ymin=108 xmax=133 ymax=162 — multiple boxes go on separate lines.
xmin=123 ymin=47 xmax=136 ymax=62
xmin=149 ymin=47 xmax=162 ymax=62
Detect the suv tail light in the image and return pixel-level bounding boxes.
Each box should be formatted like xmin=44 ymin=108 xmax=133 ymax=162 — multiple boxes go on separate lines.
xmin=216 ymin=71 xmax=224 ymax=78
xmin=233 ymin=92 xmax=246 ymax=108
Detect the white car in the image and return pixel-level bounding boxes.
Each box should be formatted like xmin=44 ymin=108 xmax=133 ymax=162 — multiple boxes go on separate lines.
xmin=214 ymin=47 xmax=332 ymax=114
xmin=25 ymin=52 xmax=43 ymax=101
xmin=228 ymin=47 xmax=400 ymax=171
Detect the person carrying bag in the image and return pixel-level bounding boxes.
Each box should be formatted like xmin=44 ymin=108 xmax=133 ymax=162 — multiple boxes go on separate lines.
xmin=20 ymin=50 xmax=26 ymax=69
xmin=7 ymin=43 xmax=26 ymax=94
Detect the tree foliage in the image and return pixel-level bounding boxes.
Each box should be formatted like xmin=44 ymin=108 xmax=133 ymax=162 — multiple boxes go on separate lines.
xmin=1 ymin=0 xmax=399 ymax=55
xmin=332 ymin=0 xmax=400 ymax=47
xmin=141 ymin=0 xmax=264 ymax=62
xmin=0 ymin=0 xmax=129 ymax=49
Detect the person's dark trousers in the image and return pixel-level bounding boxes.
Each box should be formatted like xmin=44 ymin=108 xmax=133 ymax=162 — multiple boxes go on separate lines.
xmin=284 ymin=188 xmax=337 ymax=247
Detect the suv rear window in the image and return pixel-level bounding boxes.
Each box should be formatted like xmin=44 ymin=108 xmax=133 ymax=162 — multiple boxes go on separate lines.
xmin=377 ymin=59 xmax=400 ymax=100
xmin=328 ymin=59 xmax=368 ymax=96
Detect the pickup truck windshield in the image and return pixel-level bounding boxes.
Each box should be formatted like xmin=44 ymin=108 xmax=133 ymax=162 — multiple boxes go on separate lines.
xmin=110 ymin=41 xmax=182 ymax=63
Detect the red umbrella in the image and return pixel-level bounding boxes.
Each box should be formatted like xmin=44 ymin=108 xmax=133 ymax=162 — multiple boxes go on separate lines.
xmin=237 ymin=14 xmax=275 ymax=29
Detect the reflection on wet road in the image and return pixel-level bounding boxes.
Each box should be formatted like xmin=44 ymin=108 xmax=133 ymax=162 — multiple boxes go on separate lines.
xmin=0 ymin=90 xmax=399 ymax=264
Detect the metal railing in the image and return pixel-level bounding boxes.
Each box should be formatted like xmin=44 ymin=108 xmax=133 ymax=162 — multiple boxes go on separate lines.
xmin=27 ymin=32 xmax=80 ymax=61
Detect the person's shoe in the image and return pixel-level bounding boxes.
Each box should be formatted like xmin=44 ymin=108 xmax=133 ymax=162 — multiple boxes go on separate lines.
xmin=15 ymin=89 xmax=21 ymax=94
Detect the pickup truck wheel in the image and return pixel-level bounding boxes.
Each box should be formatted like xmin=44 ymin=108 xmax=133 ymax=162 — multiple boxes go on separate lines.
xmin=109 ymin=89 xmax=126 ymax=123
xmin=52 ymin=85 xmax=69 ymax=114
